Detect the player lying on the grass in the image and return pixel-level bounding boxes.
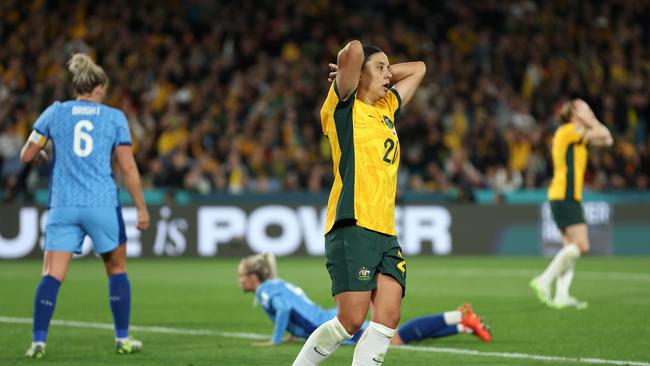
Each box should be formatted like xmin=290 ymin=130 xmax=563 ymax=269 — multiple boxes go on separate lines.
xmin=238 ymin=253 xmax=491 ymax=346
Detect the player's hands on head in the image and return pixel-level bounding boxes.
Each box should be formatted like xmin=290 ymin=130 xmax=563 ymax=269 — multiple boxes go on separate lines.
xmin=137 ymin=207 xmax=150 ymax=230
xmin=573 ymin=99 xmax=597 ymax=128
xmin=328 ymin=63 xmax=338 ymax=83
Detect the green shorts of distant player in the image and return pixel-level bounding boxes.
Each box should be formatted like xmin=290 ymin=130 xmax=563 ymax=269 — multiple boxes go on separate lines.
xmin=550 ymin=200 xmax=586 ymax=230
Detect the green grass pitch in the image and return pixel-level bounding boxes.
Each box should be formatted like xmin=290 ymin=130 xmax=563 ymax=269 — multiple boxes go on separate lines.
xmin=1 ymin=256 xmax=649 ymax=365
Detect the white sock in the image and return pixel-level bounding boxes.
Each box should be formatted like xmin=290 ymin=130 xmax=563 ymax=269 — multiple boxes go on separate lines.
xmin=457 ymin=324 xmax=471 ymax=334
xmin=554 ymin=259 xmax=577 ymax=302
xmin=352 ymin=321 xmax=395 ymax=366
xmin=292 ymin=317 xmax=352 ymax=366
xmin=538 ymin=244 xmax=580 ymax=287
xmin=443 ymin=310 xmax=462 ymax=325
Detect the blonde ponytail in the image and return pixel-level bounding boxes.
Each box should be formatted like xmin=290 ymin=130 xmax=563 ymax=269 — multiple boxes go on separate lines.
xmin=240 ymin=252 xmax=279 ymax=282
xmin=67 ymin=53 xmax=108 ymax=96
xmin=263 ymin=252 xmax=278 ymax=279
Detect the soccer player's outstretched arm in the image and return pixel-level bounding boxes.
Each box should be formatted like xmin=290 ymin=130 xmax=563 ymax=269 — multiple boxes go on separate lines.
xmin=269 ymin=296 xmax=291 ymax=345
xmin=252 ymin=296 xmax=292 ymax=347
xmin=389 ymin=61 xmax=426 ymax=107
xmin=115 ymin=146 xmax=149 ymax=230
xmin=335 ymin=40 xmax=364 ymax=101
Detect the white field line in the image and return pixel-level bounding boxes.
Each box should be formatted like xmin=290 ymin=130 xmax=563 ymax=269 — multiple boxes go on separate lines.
xmin=394 ymin=345 xmax=650 ymax=366
xmin=1 ymin=316 xmax=648 ymax=366
xmin=0 ymin=316 xmax=267 ymax=340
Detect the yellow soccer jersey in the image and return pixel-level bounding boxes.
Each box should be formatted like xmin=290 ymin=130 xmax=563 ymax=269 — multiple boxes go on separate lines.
xmin=548 ymin=122 xmax=588 ymax=201
xmin=321 ymin=81 xmax=401 ymax=236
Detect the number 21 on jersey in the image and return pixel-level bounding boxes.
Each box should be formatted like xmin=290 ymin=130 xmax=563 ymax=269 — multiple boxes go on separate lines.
xmin=383 ymin=138 xmax=398 ymax=164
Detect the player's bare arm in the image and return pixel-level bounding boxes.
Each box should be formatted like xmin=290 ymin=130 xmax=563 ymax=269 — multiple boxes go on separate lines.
xmin=115 ymin=146 xmax=149 ymax=230
xmin=20 ymin=131 xmax=49 ymax=165
xmin=335 ymin=40 xmax=364 ymax=101
xmin=389 ymin=61 xmax=426 ymax=106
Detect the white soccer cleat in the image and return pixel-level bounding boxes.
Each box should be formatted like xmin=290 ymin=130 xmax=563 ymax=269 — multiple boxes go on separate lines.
xmin=551 ymin=296 xmax=588 ymax=310
xmin=25 ymin=341 xmax=46 ymax=359
xmin=116 ymin=336 xmax=143 ymax=354
xmin=529 ymin=277 xmax=552 ymax=304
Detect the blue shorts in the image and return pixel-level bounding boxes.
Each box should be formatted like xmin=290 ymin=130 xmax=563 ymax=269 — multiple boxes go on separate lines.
xmin=45 ymin=207 xmax=126 ymax=254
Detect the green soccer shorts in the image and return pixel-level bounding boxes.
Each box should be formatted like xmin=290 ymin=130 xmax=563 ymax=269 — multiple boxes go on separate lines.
xmin=325 ymin=225 xmax=406 ymax=297
xmin=550 ymin=200 xmax=586 ymax=230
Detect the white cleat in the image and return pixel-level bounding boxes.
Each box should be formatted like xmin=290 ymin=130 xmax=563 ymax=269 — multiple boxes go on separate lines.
xmin=551 ymin=296 xmax=588 ymax=310
xmin=116 ymin=336 xmax=143 ymax=354
xmin=25 ymin=341 xmax=46 ymax=359
xmin=529 ymin=277 xmax=552 ymax=304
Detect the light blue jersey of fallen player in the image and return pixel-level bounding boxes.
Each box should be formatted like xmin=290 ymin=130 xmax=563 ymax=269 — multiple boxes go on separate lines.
xmin=32 ymin=100 xmax=131 ymax=207
xmin=255 ymin=279 xmax=337 ymax=344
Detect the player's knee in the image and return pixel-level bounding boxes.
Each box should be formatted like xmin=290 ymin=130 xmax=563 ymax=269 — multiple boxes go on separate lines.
xmin=105 ymin=263 xmax=127 ymax=276
xmin=338 ymin=314 xmax=366 ymax=334
xmin=578 ymin=242 xmax=589 ymax=254
xmin=102 ymin=250 xmax=127 ymax=275
xmin=575 ymin=239 xmax=590 ymax=254
xmin=43 ymin=270 xmax=66 ymax=283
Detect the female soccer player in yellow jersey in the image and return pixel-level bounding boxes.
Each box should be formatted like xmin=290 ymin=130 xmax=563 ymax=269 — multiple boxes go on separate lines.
xmin=531 ymin=99 xmax=613 ymax=309
xmin=292 ymin=40 xmax=425 ymax=366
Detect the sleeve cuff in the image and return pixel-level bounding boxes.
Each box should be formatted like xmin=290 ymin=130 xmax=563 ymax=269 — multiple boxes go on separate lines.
xmin=33 ymin=127 xmax=48 ymax=138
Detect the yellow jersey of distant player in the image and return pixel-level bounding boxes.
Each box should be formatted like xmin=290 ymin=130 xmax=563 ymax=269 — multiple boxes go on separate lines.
xmin=548 ymin=122 xmax=588 ymax=201
xmin=321 ymin=81 xmax=401 ymax=236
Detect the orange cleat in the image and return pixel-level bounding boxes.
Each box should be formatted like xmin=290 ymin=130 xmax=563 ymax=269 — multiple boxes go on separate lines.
xmin=458 ymin=303 xmax=492 ymax=342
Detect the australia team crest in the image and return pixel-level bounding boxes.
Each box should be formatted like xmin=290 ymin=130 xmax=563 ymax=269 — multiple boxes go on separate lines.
xmin=383 ymin=115 xmax=394 ymax=129
xmin=357 ymin=267 xmax=372 ymax=281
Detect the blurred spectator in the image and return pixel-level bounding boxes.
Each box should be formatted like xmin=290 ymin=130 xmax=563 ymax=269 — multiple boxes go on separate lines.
xmin=1 ymin=0 xmax=649 ymax=203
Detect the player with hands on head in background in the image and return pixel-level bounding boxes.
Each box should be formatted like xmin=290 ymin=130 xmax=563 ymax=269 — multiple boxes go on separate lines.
xmin=531 ymin=99 xmax=613 ymax=309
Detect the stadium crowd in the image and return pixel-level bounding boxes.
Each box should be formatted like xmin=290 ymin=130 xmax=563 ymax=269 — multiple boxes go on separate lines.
xmin=1 ymin=0 xmax=649 ymax=202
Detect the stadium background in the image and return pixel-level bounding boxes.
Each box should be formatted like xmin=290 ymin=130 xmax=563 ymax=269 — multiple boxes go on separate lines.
xmin=1 ymin=0 xmax=649 ymax=257
xmin=0 ymin=1 xmax=649 ymax=365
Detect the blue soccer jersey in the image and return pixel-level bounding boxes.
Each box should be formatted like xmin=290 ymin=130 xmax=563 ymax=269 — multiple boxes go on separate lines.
xmin=33 ymin=100 xmax=132 ymax=208
xmin=255 ymin=279 xmax=336 ymax=344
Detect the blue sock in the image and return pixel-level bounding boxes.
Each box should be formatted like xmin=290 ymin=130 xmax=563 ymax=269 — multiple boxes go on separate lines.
xmin=109 ymin=273 xmax=131 ymax=339
xmin=32 ymin=275 xmax=62 ymax=342
xmin=397 ymin=314 xmax=447 ymax=344
xmin=432 ymin=325 xmax=460 ymax=338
